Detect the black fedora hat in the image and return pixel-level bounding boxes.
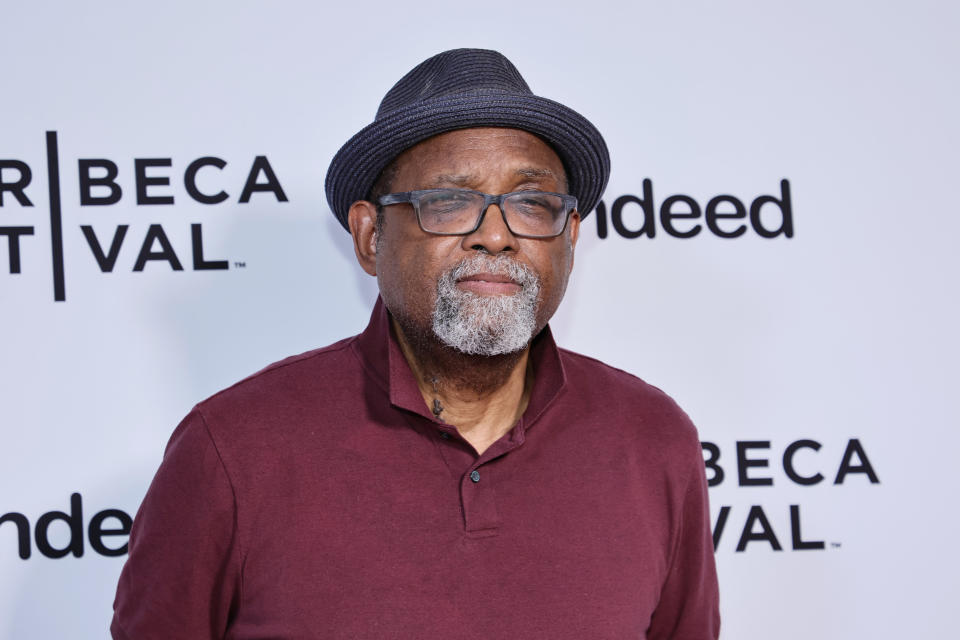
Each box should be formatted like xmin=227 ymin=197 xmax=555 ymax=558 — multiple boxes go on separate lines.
xmin=325 ymin=48 xmax=610 ymax=231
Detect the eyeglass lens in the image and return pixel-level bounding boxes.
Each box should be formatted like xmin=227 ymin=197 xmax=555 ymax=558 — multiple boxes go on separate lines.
xmin=417 ymin=190 xmax=568 ymax=237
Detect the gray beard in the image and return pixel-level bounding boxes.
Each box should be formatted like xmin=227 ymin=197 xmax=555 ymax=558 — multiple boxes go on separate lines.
xmin=432 ymin=255 xmax=541 ymax=356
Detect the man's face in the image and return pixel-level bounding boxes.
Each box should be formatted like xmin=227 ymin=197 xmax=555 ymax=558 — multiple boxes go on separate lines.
xmin=371 ymin=127 xmax=580 ymax=355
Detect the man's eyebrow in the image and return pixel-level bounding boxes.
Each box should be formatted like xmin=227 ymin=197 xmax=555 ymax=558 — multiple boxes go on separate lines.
xmin=429 ymin=174 xmax=478 ymax=187
xmin=516 ymin=167 xmax=568 ymax=189
xmin=515 ymin=167 xmax=556 ymax=179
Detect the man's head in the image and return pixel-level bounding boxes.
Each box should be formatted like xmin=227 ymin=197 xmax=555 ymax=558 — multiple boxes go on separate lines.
xmin=326 ymin=48 xmax=609 ymax=356
xmin=348 ymin=127 xmax=578 ymax=356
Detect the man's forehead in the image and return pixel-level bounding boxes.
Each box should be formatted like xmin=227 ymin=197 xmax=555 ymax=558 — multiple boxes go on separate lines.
xmin=425 ymin=167 xmax=565 ymax=189
xmin=398 ymin=127 xmax=536 ymax=152
xmin=393 ymin=127 xmax=569 ymax=188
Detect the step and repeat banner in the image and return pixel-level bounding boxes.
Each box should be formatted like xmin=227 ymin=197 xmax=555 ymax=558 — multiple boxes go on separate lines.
xmin=2 ymin=1 xmax=957 ymax=638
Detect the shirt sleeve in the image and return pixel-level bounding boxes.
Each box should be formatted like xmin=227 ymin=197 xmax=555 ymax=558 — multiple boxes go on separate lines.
xmin=111 ymin=408 xmax=242 ymax=640
xmin=646 ymin=434 xmax=721 ymax=640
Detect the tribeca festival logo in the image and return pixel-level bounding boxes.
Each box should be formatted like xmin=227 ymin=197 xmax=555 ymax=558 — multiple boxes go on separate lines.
xmin=593 ymin=179 xmax=794 ymax=240
xmin=0 ymin=131 xmax=288 ymax=301
xmin=704 ymin=438 xmax=880 ymax=552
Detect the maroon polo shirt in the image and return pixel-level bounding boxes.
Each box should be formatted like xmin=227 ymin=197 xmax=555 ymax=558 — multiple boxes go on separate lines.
xmin=112 ymin=298 xmax=719 ymax=639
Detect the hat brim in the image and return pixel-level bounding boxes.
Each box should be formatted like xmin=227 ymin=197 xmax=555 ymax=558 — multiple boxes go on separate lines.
xmin=325 ymin=92 xmax=610 ymax=231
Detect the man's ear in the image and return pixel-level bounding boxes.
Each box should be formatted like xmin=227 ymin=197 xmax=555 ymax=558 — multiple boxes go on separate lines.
xmin=567 ymin=211 xmax=581 ymax=272
xmin=348 ymin=200 xmax=379 ymax=276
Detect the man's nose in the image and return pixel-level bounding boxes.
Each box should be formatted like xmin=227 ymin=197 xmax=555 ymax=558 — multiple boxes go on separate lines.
xmin=461 ymin=203 xmax=517 ymax=254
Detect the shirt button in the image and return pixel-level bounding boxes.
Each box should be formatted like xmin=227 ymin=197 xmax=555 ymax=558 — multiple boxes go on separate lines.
xmin=440 ymin=432 xmax=450 ymax=440
xmin=470 ymin=470 xmax=481 ymax=483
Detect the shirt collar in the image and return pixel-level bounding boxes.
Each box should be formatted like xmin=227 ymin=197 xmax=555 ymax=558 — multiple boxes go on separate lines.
xmin=352 ymin=296 xmax=568 ymax=429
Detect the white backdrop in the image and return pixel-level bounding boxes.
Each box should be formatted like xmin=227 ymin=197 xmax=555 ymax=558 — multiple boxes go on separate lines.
xmin=2 ymin=1 xmax=958 ymax=638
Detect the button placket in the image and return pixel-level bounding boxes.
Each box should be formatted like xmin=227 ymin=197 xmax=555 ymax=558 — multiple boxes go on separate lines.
xmin=461 ymin=464 xmax=500 ymax=535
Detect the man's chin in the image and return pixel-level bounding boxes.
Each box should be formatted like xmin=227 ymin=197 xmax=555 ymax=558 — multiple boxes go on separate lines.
xmin=432 ymin=311 xmax=535 ymax=357
xmin=438 ymin=331 xmax=531 ymax=357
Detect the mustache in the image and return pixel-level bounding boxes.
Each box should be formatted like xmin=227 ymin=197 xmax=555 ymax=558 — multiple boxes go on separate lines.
xmin=446 ymin=254 xmax=539 ymax=287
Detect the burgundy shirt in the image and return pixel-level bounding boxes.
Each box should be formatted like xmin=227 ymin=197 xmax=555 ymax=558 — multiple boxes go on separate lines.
xmin=112 ymin=299 xmax=719 ymax=639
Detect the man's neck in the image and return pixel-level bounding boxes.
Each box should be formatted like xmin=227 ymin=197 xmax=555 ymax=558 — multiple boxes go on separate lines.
xmin=391 ymin=317 xmax=532 ymax=455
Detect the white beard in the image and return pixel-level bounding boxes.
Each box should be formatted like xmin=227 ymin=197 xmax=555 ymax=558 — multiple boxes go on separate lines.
xmin=432 ymin=254 xmax=541 ymax=356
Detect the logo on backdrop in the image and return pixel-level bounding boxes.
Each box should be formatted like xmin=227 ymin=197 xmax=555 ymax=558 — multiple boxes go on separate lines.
xmin=0 ymin=131 xmax=288 ymax=301
xmin=593 ymin=179 xmax=794 ymax=240
xmin=1 ymin=493 xmax=130 ymax=559
xmin=704 ymin=438 xmax=880 ymax=552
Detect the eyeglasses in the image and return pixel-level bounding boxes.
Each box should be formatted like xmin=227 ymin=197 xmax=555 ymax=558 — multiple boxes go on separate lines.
xmin=377 ymin=189 xmax=578 ymax=238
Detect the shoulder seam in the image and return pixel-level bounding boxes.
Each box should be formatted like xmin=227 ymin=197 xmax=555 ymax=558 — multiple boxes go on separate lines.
xmin=202 ymin=337 xmax=358 ymax=404
xmin=557 ymin=346 xmax=642 ymax=379
xmin=558 ymin=346 xmax=684 ymax=402
xmin=193 ymin=407 xmax=245 ymax=612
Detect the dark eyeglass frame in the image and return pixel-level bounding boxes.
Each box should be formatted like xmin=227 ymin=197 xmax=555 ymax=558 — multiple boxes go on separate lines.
xmin=377 ymin=188 xmax=579 ymax=238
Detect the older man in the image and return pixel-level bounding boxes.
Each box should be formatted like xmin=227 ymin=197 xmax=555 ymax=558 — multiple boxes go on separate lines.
xmin=112 ymin=49 xmax=719 ymax=639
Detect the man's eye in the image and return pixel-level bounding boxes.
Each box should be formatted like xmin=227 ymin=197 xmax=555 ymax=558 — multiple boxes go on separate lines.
xmin=512 ymin=195 xmax=557 ymax=217
xmin=519 ymin=197 xmax=549 ymax=208
xmin=423 ymin=194 xmax=473 ymax=214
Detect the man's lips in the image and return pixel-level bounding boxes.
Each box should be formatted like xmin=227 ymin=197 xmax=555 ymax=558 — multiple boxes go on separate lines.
xmin=456 ymin=272 xmax=522 ymax=295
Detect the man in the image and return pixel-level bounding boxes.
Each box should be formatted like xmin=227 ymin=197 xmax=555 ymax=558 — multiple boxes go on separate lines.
xmin=112 ymin=48 xmax=719 ymax=639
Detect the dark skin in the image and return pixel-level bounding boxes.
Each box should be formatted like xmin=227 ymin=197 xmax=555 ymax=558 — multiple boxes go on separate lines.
xmin=348 ymin=128 xmax=580 ymax=455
